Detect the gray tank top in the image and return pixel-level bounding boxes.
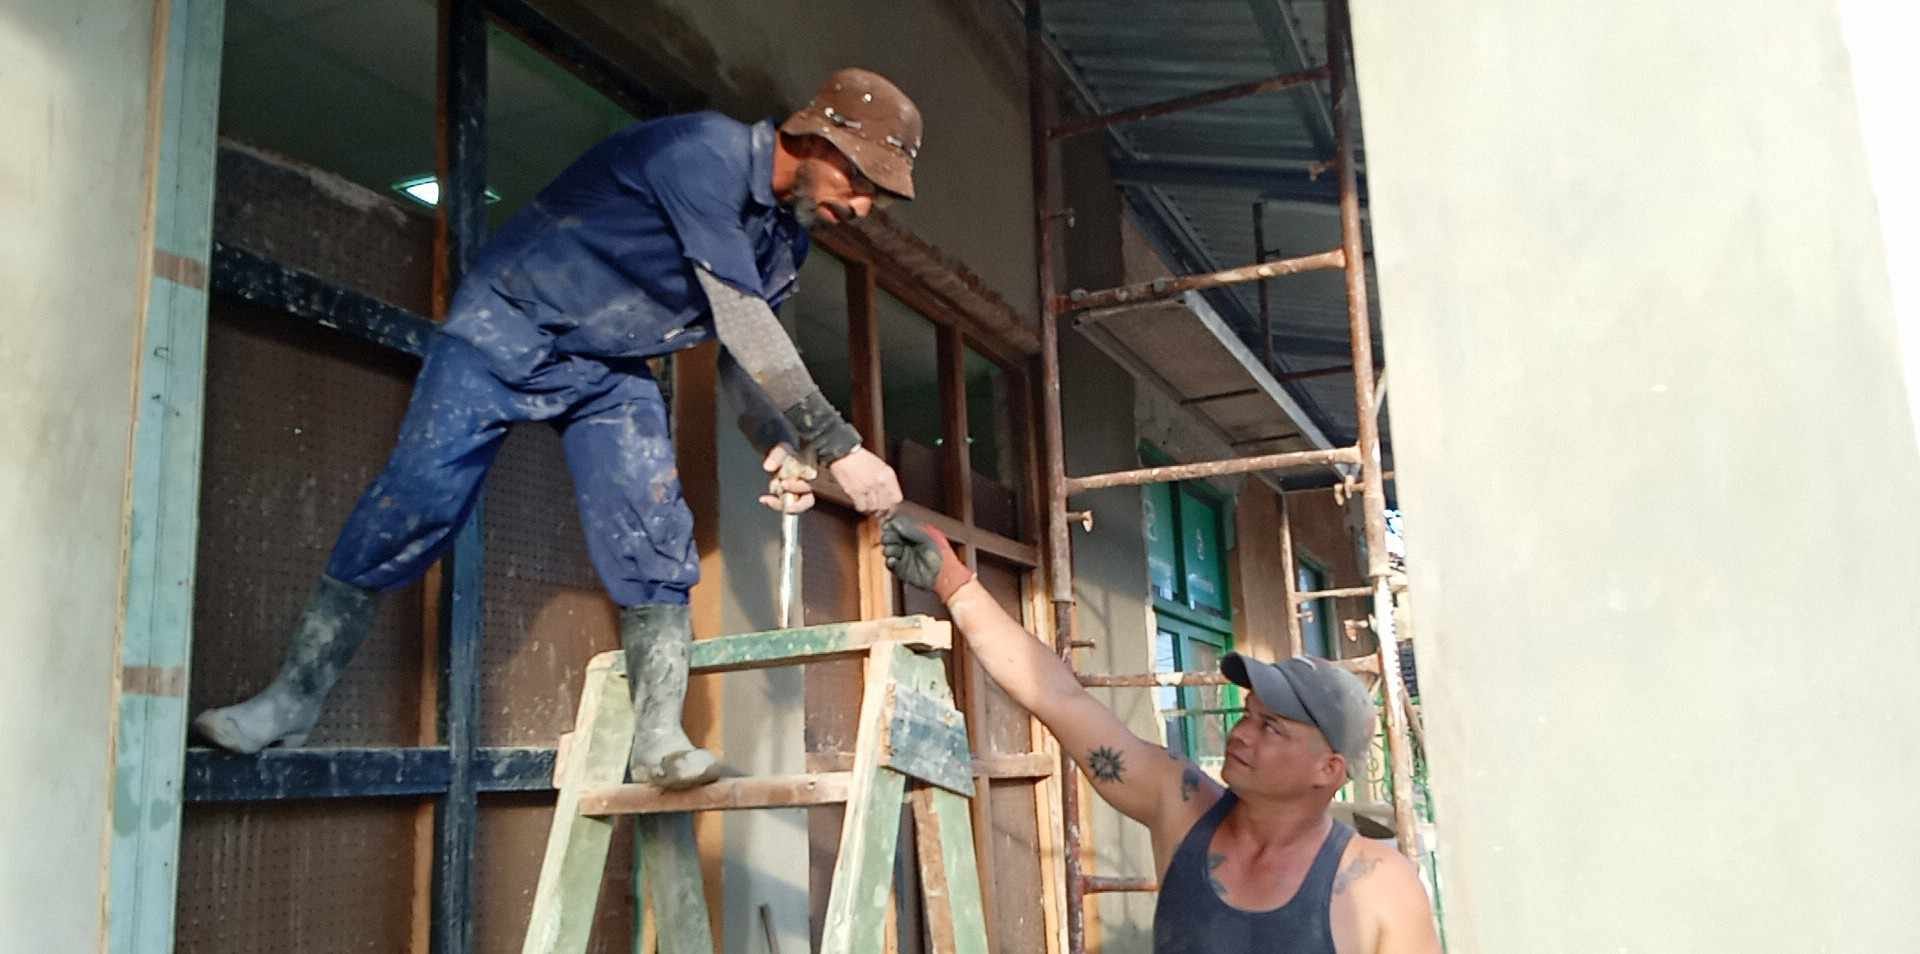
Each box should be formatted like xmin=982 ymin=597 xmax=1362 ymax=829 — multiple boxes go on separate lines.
xmin=1152 ymin=792 xmax=1354 ymax=954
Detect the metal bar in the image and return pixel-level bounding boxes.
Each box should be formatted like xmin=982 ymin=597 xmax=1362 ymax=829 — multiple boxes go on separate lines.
xmin=1291 ymin=584 xmax=1391 ymax=602
xmin=182 ymin=746 xmax=557 ymax=802
xmin=1083 ymin=877 xmax=1157 ymax=894
xmin=1328 ymin=0 xmax=1416 ymax=863
xmin=1278 ymin=495 xmax=1305 ymax=656
xmin=1065 ymin=446 xmax=1359 ymax=494
xmin=1059 ymin=249 xmax=1343 ymax=314
xmin=210 ymin=242 xmax=437 ymax=356
xmin=1028 ymin=6 xmax=1088 ymax=954
xmin=1276 ymin=363 xmax=1358 ymax=382
xmin=1079 ymin=656 xmax=1377 ymax=689
xmin=1107 ymin=157 xmax=1353 ymax=201
xmin=1245 ymin=0 xmax=1336 ymax=155
xmin=1256 ymin=202 xmax=1273 ymax=373
xmin=433 ymin=4 xmax=486 ymax=952
xmin=1049 ymin=67 xmax=1328 ymax=140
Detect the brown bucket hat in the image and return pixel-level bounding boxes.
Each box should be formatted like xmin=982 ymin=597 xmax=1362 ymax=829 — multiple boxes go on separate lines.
xmin=780 ymin=68 xmax=922 ymax=200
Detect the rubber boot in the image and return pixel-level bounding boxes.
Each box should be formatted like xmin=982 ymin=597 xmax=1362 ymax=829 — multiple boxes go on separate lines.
xmin=191 ymin=575 xmax=378 ymax=754
xmin=621 ymin=603 xmax=719 ymax=789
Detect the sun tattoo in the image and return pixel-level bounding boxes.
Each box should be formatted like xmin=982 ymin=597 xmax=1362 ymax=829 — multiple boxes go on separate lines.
xmin=1088 ymin=746 xmax=1126 ymax=783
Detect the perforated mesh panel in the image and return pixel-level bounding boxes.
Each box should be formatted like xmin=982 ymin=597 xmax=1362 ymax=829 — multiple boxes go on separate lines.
xmin=479 ymin=425 xmax=621 ymax=746
xmin=474 ymin=794 xmax=635 ymax=954
xmin=175 ymin=800 xmax=421 ymax=953
xmin=191 ymin=305 xmax=427 ymax=746
xmin=213 ymin=143 xmax=435 ymax=314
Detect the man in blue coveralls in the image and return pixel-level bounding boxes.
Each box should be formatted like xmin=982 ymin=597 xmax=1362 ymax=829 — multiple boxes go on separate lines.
xmin=193 ymin=68 xmax=922 ymax=789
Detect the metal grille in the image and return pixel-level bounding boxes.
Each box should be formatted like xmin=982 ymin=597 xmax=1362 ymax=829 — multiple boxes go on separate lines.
xmin=479 ymin=425 xmax=621 ymax=746
xmin=190 ymin=305 xmax=426 ymax=746
xmin=174 ymin=800 xmax=421 ymax=953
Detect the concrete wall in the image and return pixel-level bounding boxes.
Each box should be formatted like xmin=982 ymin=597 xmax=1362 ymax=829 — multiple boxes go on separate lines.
xmin=0 ymin=1 xmax=158 ymax=949
xmin=1349 ymin=2 xmax=1920 ymax=950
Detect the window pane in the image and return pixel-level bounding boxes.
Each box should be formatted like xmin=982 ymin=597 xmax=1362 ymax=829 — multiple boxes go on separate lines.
xmin=783 ymin=252 xmax=853 ymax=414
xmin=964 ymin=347 xmax=1026 ymax=539
xmin=220 ymin=0 xmax=436 ymax=199
xmin=1296 ymin=563 xmax=1333 ymax=658
xmin=484 ymin=24 xmax=636 ymax=229
xmin=876 ymin=290 xmax=944 ymax=510
xmin=1154 ymin=631 xmax=1187 ymax=754
xmin=1183 ymin=639 xmax=1228 ymax=764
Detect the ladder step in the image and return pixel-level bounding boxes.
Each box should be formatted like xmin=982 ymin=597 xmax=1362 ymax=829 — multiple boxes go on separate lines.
xmin=578 ymin=772 xmax=853 ymax=816
xmin=586 ymin=616 xmax=952 ymax=679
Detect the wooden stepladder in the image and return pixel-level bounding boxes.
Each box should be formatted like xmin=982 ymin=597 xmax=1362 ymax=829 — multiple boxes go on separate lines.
xmin=522 ymin=616 xmax=989 ymax=954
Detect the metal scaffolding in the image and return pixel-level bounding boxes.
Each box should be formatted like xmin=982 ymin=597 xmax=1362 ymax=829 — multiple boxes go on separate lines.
xmin=1024 ymin=3 xmax=1422 ymax=953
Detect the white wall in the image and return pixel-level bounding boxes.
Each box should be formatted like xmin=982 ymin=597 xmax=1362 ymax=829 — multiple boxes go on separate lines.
xmin=0 ymin=1 xmax=158 ymax=949
xmin=1348 ymin=2 xmax=1920 ymax=950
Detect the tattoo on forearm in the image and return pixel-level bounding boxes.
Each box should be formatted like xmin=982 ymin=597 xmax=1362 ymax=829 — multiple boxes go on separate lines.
xmin=1088 ymin=746 xmax=1126 ymax=783
xmin=1331 ymin=855 xmax=1380 ymax=895
xmin=1179 ymin=765 xmax=1202 ymax=802
xmin=1206 ymin=852 xmax=1228 ymax=897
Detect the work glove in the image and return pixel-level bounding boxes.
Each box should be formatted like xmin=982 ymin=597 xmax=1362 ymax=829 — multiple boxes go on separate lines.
xmin=759 ymin=445 xmax=817 ymax=514
xmin=881 ymin=518 xmax=974 ymax=602
xmin=829 ymin=447 xmax=904 ymax=514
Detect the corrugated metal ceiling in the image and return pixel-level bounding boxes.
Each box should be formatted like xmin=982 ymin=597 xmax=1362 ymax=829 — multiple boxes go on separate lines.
xmin=1037 ymin=0 xmax=1389 ymax=463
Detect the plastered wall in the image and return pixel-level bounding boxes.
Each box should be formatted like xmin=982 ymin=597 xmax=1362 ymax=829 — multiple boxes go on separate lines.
xmin=1349 ymin=2 xmax=1920 ymax=950
xmin=0 ymin=1 xmax=159 ymax=949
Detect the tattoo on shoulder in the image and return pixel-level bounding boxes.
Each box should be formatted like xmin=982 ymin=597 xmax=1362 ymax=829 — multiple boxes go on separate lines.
xmin=1088 ymin=746 xmax=1126 ymax=783
xmin=1331 ymin=855 xmax=1380 ymax=895
xmin=1179 ymin=765 xmax=1203 ymax=802
xmin=1206 ymin=852 xmax=1228 ymax=896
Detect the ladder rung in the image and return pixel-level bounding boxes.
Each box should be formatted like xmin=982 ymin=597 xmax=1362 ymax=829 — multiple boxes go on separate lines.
xmin=1065 ymin=446 xmax=1360 ymax=494
xmin=577 ymin=772 xmax=851 ymax=816
xmin=1083 ymin=876 xmax=1157 ymax=894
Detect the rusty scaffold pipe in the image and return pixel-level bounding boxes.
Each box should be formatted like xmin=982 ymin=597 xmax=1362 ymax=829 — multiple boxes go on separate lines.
xmin=1065 ymin=446 xmax=1360 ymax=495
xmin=1049 ymin=66 xmax=1330 ymax=140
xmin=1026 ymin=3 xmax=1089 ymax=954
xmin=1058 ymin=249 xmax=1344 ymax=315
xmin=1327 ymin=0 xmax=1420 ymax=864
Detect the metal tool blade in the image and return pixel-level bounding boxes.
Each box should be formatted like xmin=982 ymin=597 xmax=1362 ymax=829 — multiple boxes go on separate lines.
xmin=778 ymin=510 xmax=799 ymax=627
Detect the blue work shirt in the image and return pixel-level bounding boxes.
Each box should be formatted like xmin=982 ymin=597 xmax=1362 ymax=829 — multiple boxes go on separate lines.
xmin=443 ymin=113 xmax=808 ymax=381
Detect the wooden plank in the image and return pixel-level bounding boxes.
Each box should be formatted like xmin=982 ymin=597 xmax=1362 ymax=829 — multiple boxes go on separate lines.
xmin=106 ymin=2 xmax=224 ymax=951
xmin=885 ymin=687 xmax=976 ymax=796
xmin=579 ymin=773 xmax=853 ymax=815
xmin=638 ymin=813 xmax=715 ymax=954
xmin=913 ymin=787 xmax=991 ymax=954
xmin=677 ymin=616 xmax=950 ymax=673
xmin=819 ymin=645 xmax=914 ymax=954
xmin=809 ymin=750 xmax=1055 ymax=781
xmin=522 ymin=654 xmax=638 ymax=954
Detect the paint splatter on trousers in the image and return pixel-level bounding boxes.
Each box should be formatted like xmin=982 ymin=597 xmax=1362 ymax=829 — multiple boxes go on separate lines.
xmin=325 ymin=330 xmax=697 ymax=607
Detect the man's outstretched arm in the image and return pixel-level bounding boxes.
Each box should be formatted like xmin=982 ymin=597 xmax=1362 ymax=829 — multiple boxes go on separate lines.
xmin=882 ymin=519 xmax=1210 ymax=827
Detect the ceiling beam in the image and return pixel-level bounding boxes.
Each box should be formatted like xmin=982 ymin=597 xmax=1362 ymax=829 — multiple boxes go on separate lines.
xmin=1245 ymin=0 xmax=1336 ymax=156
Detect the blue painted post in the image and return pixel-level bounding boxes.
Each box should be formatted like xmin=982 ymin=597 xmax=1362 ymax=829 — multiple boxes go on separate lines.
xmin=432 ymin=2 xmax=488 ymax=953
xmin=106 ymin=2 xmax=224 ymax=952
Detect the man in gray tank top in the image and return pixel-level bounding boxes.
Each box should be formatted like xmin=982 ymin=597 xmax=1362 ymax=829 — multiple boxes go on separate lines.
xmin=882 ymin=520 xmax=1441 ymax=954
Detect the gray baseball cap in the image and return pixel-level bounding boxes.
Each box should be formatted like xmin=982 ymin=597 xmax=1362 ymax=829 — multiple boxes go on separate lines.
xmin=1221 ymin=653 xmax=1376 ymax=775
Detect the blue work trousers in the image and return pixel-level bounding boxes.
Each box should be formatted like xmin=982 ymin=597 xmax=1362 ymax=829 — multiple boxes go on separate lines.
xmin=325 ymin=329 xmax=697 ymax=607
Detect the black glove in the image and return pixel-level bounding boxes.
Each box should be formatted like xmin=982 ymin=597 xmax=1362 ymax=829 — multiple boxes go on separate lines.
xmin=881 ymin=518 xmax=973 ymax=601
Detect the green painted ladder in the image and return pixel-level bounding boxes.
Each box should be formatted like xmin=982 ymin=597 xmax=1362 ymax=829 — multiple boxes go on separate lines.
xmin=521 ymin=616 xmax=990 ymax=954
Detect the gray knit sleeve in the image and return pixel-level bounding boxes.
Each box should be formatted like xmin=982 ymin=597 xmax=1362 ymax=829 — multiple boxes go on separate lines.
xmin=717 ymin=349 xmax=797 ymax=455
xmin=696 ymin=268 xmax=862 ymax=462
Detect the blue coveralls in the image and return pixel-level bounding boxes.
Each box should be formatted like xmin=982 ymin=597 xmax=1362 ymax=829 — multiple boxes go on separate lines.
xmin=325 ymin=113 xmax=808 ymax=607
